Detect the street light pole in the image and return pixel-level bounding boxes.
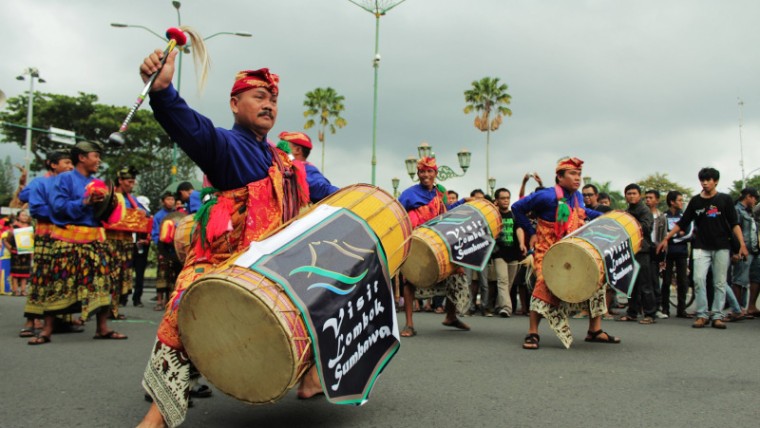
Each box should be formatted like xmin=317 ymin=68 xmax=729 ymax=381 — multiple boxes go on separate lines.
xmin=16 ymin=68 xmax=45 ymax=173
xmin=110 ymin=0 xmax=251 ymax=183
xmin=738 ymin=97 xmax=746 ymax=188
xmin=349 ymin=0 xmax=406 ymax=185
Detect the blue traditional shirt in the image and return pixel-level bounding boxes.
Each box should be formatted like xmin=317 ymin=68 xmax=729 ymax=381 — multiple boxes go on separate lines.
xmin=149 ymin=84 xmax=272 ymax=190
xmin=512 ymin=186 xmax=601 ymax=237
xmin=304 ymin=163 xmax=339 ymax=203
xmin=48 ymin=169 xmax=99 ymax=227
xmin=20 ymin=176 xmax=53 ymax=222
xmin=151 ymin=208 xmax=173 ymax=244
xmin=187 ymin=190 xmax=202 ymax=214
xmin=398 ymin=184 xmax=465 ymax=212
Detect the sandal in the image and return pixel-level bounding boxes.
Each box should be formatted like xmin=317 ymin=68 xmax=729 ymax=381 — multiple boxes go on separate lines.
xmin=442 ymin=319 xmax=470 ymax=331
xmin=190 ymin=384 xmax=213 ymax=398
xmin=400 ymin=325 xmax=417 ymax=337
xmin=639 ymin=316 xmax=656 ymax=325
xmin=19 ymin=327 xmax=36 ymax=338
xmin=93 ymin=330 xmax=128 ymax=340
xmin=28 ymin=334 xmax=52 ymax=345
xmin=585 ymin=329 xmax=621 ymax=344
xmin=522 ymin=333 xmax=540 ymax=350
xmin=616 ymin=315 xmax=638 ymax=322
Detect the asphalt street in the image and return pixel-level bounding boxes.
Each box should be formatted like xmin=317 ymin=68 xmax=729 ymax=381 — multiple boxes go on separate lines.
xmin=1 ymin=289 xmax=758 ymax=428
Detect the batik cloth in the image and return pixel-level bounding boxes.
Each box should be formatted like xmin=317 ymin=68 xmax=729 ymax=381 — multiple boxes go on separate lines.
xmin=23 ymin=222 xmax=55 ymax=319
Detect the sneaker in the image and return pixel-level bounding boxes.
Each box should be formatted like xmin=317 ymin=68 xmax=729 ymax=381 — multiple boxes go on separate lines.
xmin=655 ymin=311 xmax=669 ymax=319
xmin=692 ymin=317 xmax=708 ymax=328
xmin=483 ymin=310 xmax=494 ymax=317
xmin=711 ymin=319 xmax=727 ymax=330
xmin=499 ymin=309 xmax=511 ymax=318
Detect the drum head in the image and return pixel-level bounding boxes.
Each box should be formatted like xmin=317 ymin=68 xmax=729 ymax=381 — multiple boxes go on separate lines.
xmin=400 ymin=235 xmax=440 ymax=288
xmin=542 ymin=241 xmax=602 ymax=303
xmin=178 ymin=275 xmax=300 ymax=404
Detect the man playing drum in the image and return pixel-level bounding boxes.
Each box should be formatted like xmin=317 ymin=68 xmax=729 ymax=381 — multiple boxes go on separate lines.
xmin=512 ymin=156 xmax=620 ymax=349
xmin=397 ymin=157 xmax=472 ymax=337
xmin=137 ymin=49 xmax=316 ymax=427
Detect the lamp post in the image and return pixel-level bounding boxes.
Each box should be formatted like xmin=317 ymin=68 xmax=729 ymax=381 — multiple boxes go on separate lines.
xmin=738 ymin=98 xmax=746 ymax=188
xmin=349 ymin=0 xmax=406 ymax=185
xmin=111 ymin=1 xmax=251 ymax=182
xmin=16 ymin=68 xmax=45 ymax=173
xmin=404 ymin=141 xmax=471 ymax=182
xmin=488 ymin=177 xmax=496 ymax=197
xmin=391 ymin=177 xmax=400 ymax=198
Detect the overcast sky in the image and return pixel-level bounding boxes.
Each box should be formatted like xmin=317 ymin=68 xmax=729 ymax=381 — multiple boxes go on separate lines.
xmin=2 ymin=0 xmax=760 ymax=199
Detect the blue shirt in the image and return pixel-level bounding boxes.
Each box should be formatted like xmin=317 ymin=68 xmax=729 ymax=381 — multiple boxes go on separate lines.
xmin=20 ymin=176 xmax=53 ymax=222
xmin=152 ymin=208 xmax=173 ymax=244
xmin=305 ymin=163 xmax=339 ymax=203
xmin=511 ymin=187 xmax=601 ymax=237
xmin=48 ymin=170 xmax=99 ymax=227
xmin=149 ymin=85 xmax=272 ymax=190
xmin=398 ymin=184 xmax=465 ymax=211
xmin=187 ymin=190 xmax=202 ymax=214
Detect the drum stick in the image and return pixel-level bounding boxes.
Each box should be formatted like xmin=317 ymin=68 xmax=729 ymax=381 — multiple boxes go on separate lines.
xmin=109 ymin=27 xmax=188 ymax=146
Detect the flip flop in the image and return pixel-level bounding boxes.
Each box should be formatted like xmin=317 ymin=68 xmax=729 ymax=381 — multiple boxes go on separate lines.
xmin=400 ymin=325 xmax=417 ymax=337
xmin=442 ymin=319 xmax=470 ymax=331
xmin=190 ymin=384 xmax=213 ymax=398
xmin=19 ymin=327 xmax=36 ymax=338
xmin=28 ymin=335 xmax=51 ymax=345
xmin=93 ymin=330 xmax=128 ymax=340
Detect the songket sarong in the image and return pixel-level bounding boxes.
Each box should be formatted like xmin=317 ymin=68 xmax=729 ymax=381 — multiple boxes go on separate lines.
xmin=43 ymin=225 xmax=111 ymax=321
xmin=155 ymin=245 xmax=182 ymax=293
xmin=143 ymin=153 xmax=309 ymax=428
xmin=23 ymin=222 xmax=55 ymax=319
xmin=414 ymin=274 xmax=472 ymax=316
xmin=531 ymin=216 xmax=608 ymax=349
xmin=106 ymin=230 xmax=134 ymax=315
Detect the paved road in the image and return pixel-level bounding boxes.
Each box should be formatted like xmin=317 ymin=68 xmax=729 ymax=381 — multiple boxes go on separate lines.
xmin=1 ymin=291 xmax=758 ymax=428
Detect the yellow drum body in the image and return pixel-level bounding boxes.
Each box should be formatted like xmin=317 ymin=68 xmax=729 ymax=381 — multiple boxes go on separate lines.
xmin=543 ymin=211 xmax=643 ymax=303
xmin=177 ymin=184 xmax=412 ymax=404
xmin=401 ymin=199 xmax=502 ymax=288
xmin=318 ymin=184 xmax=412 ymax=276
xmin=173 ymin=215 xmax=195 ymax=263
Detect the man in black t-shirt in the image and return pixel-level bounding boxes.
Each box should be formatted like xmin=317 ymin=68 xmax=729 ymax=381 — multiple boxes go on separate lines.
xmin=492 ymin=188 xmax=524 ymax=317
xmin=658 ymin=168 xmax=748 ymax=329
xmin=582 ymin=184 xmax=613 ymax=213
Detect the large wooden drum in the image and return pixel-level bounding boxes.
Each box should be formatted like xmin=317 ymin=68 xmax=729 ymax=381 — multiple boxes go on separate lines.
xmin=542 ymin=211 xmax=642 ymax=303
xmin=177 ymin=185 xmax=411 ymax=404
xmin=400 ymin=199 xmax=502 ymax=288
xmin=173 ymin=214 xmax=195 ymax=263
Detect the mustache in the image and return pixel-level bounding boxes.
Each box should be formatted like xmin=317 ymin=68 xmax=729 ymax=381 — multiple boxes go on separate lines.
xmin=258 ymin=109 xmax=274 ymax=118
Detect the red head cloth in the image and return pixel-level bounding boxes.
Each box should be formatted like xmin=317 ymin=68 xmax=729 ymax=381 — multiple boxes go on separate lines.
xmin=278 ymin=131 xmax=312 ymax=150
xmin=555 ymin=156 xmax=584 ymax=173
xmin=417 ymin=156 xmax=438 ymax=172
xmin=230 ymin=68 xmax=279 ymax=97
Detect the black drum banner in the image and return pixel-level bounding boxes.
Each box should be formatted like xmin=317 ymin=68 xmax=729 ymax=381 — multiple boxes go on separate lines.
xmin=423 ymin=204 xmax=496 ymax=271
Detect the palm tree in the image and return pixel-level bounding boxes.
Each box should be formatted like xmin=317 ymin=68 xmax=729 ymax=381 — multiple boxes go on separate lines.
xmin=303 ymin=87 xmax=348 ymax=172
xmin=463 ymin=77 xmax=512 ymax=189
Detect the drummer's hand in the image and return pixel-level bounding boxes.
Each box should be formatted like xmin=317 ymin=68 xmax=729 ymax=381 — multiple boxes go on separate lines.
xmin=455 ymin=266 xmax=465 ymax=276
xmin=529 ymin=235 xmax=537 ymax=250
xmin=140 ymin=49 xmax=178 ymax=91
xmin=83 ymin=192 xmax=104 ymax=206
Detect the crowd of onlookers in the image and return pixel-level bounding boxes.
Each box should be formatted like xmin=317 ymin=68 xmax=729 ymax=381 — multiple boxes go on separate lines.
xmin=402 ymin=168 xmax=760 ymax=327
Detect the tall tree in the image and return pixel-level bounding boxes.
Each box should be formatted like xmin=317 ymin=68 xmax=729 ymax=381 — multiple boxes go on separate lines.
xmin=303 ymin=87 xmax=347 ymax=172
xmin=0 ymin=156 xmax=16 ymax=206
xmin=636 ymin=172 xmax=693 ymax=211
xmin=463 ymin=77 xmax=512 ymax=189
xmin=0 ymin=91 xmax=196 ymax=208
xmin=728 ymin=174 xmax=760 ymax=200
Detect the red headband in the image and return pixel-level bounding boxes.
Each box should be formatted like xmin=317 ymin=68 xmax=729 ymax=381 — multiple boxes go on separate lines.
xmin=417 ymin=156 xmax=438 ymax=172
xmin=278 ymin=131 xmax=312 ymax=149
xmin=230 ymin=68 xmax=279 ymax=97
xmin=556 ymin=156 xmax=583 ymax=173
